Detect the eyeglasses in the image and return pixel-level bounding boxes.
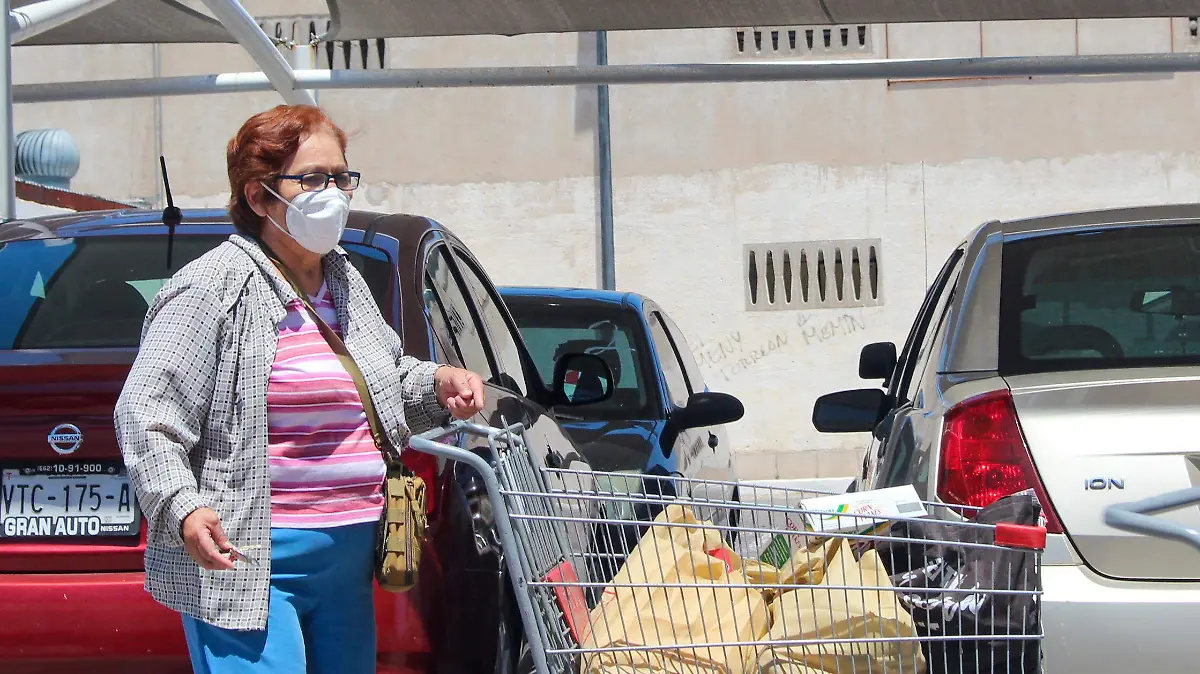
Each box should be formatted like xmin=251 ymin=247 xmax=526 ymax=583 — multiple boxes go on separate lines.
xmin=278 ymin=171 xmax=361 ymax=192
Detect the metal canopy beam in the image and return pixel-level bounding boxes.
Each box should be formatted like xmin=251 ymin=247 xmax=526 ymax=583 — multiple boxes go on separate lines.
xmin=198 ymin=0 xmax=315 ymax=107
xmin=15 ymin=52 xmax=1200 ymax=103
xmin=9 ymin=0 xmax=120 ymax=43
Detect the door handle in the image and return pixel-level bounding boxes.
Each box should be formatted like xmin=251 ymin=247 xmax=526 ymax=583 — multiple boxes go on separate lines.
xmin=707 ymin=433 xmax=718 ymax=449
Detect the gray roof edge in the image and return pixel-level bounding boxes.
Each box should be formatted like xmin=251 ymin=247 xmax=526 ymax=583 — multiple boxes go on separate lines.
xmin=15 ymin=0 xmax=1200 ymax=46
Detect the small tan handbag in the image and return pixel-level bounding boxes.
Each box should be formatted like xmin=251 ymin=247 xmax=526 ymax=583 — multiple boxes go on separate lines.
xmin=259 ymin=242 xmax=428 ymax=592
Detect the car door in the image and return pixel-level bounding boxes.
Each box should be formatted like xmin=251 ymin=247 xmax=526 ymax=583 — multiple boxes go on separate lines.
xmin=416 ymin=240 xmax=522 ymax=673
xmin=640 ymin=306 xmax=727 ymax=521
xmin=441 ymin=244 xmax=599 ymax=630
xmin=867 ymin=248 xmax=966 ymax=495
xmin=648 ymin=306 xmax=741 ymax=518
xmin=446 ymin=244 xmax=591 ymax=471
xmin=652 ymin=306 xmax=735 ymax=475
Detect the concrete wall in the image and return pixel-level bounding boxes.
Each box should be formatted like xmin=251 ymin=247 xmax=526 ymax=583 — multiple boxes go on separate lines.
xmin=16 ymin=17 xmax=1200 ymax=479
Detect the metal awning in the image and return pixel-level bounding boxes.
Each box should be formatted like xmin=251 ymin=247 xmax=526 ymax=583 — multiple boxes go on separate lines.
xmin=12 ymin=0 xmax=231 ymax=45
xmin=14 ymin=0 xmax=1200 ymax=45
xmin=329 ymin=0 xmax=1200 ymax=40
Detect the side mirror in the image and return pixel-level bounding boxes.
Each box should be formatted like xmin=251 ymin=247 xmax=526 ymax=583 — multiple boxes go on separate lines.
xmin=812 ymin=389 xmax=887 ymax=433
xmin=552 ymin=352 xmax=615 ymax=407
xmin=858 ymin=342 xmax=897 ymax=381
xmin=661 ymin=392 xmax=745 ymax=455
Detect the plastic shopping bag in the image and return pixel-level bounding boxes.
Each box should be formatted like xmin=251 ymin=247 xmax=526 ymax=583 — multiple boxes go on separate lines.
xmin=581 ymin=504 xmax=771 ymax=674
xmin=757 ymin=538 xmax=927 ymax=674
xmin=875 ymin=491 xmax=1043 ymax=674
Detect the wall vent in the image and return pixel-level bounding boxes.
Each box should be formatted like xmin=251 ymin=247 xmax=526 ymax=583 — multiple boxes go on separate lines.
xmin=734 ymin=25 xmax=872 ymax=58
xmin=744 ymin=239 xmax=883 ymax=311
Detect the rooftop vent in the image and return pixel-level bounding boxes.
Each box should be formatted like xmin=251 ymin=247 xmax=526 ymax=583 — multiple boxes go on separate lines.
xmin=15 ymin=128 xmax=79 ymax=190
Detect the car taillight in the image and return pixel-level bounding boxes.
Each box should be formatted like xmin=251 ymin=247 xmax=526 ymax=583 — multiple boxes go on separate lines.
xmin=938 ymin=390 xmax=1063 ymax=534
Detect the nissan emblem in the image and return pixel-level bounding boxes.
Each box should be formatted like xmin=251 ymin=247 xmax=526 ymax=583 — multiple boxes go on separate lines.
xmin=48 ymin=423 xmax=83 ymax=455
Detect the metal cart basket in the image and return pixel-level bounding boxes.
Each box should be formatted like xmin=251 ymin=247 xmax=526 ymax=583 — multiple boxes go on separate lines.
xmin=410 ymin=421 xmax=1049 ymax=674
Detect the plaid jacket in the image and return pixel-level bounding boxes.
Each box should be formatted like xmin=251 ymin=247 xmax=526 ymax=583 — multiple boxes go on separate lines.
xmin=114 ymin=234 xmax=446 ymax=630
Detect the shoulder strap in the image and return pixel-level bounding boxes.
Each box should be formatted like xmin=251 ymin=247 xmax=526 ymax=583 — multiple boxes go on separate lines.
xmin=255 ymin=240 xmax=400 ymax=465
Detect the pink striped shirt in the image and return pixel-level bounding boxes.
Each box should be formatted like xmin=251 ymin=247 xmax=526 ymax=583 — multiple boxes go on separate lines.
xmin=266 ymin=284 xmax=385 ymax=528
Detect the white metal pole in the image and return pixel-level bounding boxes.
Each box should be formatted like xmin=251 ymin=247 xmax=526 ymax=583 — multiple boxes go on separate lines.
xmin=198 ymin=0 xmax=314 ymax=106
xmin=9 ymin=0 xmax=120 ymax=44
xmin=1 ymin=0 xmax=15 ymax=220
xmin=18 ymin=52 xmax=1200 ymax=102
xmin=596 ymin=31 xmax=614 ymax=291
xmin=289 ymin=38 xmax=317 ymax=104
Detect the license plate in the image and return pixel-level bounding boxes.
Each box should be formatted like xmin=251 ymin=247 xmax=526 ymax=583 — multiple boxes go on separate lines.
xmin=0 ymin=461 xmax=140 ymax=538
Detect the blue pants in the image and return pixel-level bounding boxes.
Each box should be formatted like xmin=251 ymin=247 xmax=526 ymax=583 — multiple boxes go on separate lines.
xmin=182 ymin=522 xmax=377 ymax=674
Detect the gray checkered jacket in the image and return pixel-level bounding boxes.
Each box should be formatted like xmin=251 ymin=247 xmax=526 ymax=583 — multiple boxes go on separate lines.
xmin=114 ymin=234 xmax=446 ymax=630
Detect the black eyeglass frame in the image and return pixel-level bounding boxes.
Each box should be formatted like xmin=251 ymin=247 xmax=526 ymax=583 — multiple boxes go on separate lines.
xmin=277 ymin=171 xmax=362 ymax=192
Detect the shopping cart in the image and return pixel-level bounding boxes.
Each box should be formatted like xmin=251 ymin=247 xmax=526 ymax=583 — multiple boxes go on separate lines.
xmin=1106 ymin=486 xmax=1200 ymax=552
xmin=410 ymin=421 xmax=1049 ymax=674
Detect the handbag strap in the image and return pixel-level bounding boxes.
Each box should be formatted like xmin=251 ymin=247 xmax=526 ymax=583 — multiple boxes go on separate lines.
xmin=255 ymin=240 xmax=401 ymax=466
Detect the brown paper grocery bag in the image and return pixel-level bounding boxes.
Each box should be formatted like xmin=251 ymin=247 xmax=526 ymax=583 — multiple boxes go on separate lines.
xmin=582 ymin=504 xmax=771 ymax=674
xmin=756 ymin=539 xmax=926 ymax=674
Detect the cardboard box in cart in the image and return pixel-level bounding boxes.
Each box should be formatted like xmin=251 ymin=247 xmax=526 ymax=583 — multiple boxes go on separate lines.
xmin=801 ymin=485 xmax=927 ymax=534
xmin=736 ymin=484 xmax=927 ymax=566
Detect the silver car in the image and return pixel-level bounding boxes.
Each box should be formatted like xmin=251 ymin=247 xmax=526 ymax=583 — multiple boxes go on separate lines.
xmin=812 ymin=204 xmax=1200 ymax=673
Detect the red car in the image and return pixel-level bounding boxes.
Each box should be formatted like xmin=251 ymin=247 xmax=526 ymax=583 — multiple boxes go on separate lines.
xmin=0 ymin=209 xmax=607 ymax=673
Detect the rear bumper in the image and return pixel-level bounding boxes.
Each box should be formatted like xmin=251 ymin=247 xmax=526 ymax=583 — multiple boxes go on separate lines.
xmin=1042 ymin=563 xmax=1200 ymax=673
xmin=0 ymin=571 xmax=188 ymax=666
xmin=0 ymin=572 xmax=431 ymax=673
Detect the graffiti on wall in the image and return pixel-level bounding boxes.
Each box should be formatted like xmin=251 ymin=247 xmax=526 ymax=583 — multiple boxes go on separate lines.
xmin=691 ymin=311 xmax=869 ymax=383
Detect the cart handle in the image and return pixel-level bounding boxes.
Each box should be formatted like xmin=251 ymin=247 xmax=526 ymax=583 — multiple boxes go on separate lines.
xmin=1104 ymin=486 xmax=1200 ymax=552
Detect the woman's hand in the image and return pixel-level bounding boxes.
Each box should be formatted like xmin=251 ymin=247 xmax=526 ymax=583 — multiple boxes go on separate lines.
xmin=434 ymin=366 xmax=486 ymax=420
xmin=181 ymin=507 xmax=237 ymax=571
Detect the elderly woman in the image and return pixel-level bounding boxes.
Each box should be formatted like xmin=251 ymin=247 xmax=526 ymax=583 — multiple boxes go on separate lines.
xmin=115 ymin=104 xmax=485 ymax=673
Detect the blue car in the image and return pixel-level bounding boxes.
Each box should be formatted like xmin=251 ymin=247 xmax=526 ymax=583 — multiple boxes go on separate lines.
xmin=499 ymin=287 xmax=745 ymax=516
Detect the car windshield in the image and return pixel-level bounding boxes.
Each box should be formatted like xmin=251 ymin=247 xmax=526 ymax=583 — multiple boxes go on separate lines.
xmin=0 ymin=234 xmax=394 ymax=350
xmin=504 ymin=298 xmax=655 ymax=420
xmin=999 ymin=223 xmax=1200 ymax=375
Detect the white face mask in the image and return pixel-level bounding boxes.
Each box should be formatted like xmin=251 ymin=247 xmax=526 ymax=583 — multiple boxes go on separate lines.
xmin=261 ymin=182 xmax=350 ymax=255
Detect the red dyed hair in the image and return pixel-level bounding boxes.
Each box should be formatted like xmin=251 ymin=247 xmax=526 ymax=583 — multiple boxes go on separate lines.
xmin=226 ymin=104 xmax=348 ymax=235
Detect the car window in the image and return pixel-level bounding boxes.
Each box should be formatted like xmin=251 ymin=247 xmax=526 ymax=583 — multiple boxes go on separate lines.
xmin=342 ymin=242 xmax=396 ymax=321
xmin=1000 ymin=224 xmax=1200 ymax=375
xmin=656 ymin=310 xmax=706 ymax=393
xmin=903 ymin=258 xmax=964 ymax=402
xmin=890 ymin=248 xmax=965 ymax=402
xmin=505 ymin=297 xmax=655 ymax=420
xmin=0 ymin=235 xmax=398 ymax=351
xmin=647 ymin=311 xmax=691 ymax=408
xmin=0 ymin=235 xmax=221 ymax=349
xmin=421 ymin=246 xmax=493 ymax=377
xmin=450 ymin=249 xmax=527 ymax=396
xmin=420 ymin=281 xmax=464 ymax=369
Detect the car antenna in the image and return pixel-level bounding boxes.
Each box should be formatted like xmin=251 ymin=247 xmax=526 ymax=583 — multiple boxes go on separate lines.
xmin=160 ymin=155 xmax=182 ymax=269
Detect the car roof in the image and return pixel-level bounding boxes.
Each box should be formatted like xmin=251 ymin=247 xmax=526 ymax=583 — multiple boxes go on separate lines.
xmin=996 ymin=203 xmax=1200 ymax=237
xmin=499 ymin=286 xmax=646 ymax=311
xmin=0 ymin=208 xmax=442 ymax=247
